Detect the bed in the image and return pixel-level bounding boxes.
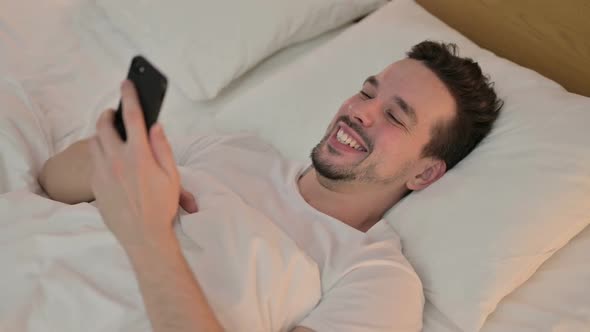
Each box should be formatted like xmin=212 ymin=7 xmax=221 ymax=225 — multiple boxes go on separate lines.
xmin=0 ymin=0 xmax=589 ymax=331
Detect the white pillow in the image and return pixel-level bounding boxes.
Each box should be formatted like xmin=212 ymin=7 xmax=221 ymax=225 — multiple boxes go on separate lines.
xmin=92 ymin=0 xmax=387 ymax=101
xmin=213 ymin=1 xmax=590 ymax=331
xmin=480 ymin=224 xmax=590 ymax=331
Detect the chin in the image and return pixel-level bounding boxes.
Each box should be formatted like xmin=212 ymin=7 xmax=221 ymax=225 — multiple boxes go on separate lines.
xmin=310 ymin=142 xmax=356 ymax=181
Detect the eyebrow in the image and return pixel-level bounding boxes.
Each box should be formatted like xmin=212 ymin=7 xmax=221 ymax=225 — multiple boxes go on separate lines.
xmin=363 ymin=75 xmax=418 ymax=126
xmin=363 ymin=75 xmax=379 ymax=88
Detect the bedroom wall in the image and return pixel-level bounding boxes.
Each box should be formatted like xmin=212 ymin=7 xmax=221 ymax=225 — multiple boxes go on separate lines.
xmin=416 ymin=0 xmax=590 ymax=97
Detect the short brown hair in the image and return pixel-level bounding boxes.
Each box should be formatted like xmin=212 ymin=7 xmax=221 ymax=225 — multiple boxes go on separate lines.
xmin=407 ymin=41 xmax=503 ymax=170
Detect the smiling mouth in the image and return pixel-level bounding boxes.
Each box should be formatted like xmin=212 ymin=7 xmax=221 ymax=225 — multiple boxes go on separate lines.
xmin=327 ymin=124 xmax=369 ymax=154
xmin=335 ymin=127 xmax=367 ymax=151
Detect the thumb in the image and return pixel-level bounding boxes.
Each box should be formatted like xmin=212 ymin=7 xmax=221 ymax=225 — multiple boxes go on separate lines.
xmin=149 ymin=123 xmax=177 ymax=178
xmin=179 ymin=188 xmax=198 ymax=213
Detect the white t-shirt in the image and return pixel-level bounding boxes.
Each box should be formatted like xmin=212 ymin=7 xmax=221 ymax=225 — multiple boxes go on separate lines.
xmin=172 ymin=133 xmax=424 ymax=332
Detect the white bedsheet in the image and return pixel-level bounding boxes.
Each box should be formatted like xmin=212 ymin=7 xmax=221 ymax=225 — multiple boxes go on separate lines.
xmin=0 ymin=181 xmax=321 ymax=331
xmin=0 ymin=76 xmax=53 ymax=195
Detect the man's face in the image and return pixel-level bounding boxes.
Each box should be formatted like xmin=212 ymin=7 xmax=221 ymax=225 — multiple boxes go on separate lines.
xmin=311 ymin=59 xmax=456 ymax=189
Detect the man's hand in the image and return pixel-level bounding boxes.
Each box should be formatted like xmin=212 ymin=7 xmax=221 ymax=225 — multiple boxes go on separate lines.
xmin=39 ymin=126 xmax=197 ymax=212
xmin=90 ymin=80 xmax=223 ymax=332
xmin=179 ymin=188 xmax=198 ymax=214
xmin=89 ymin=80 xmax=182 ymax=249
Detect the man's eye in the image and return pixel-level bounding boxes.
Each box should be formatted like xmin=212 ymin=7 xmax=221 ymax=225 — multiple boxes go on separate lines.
xmin=387 ymin=112 xmax=403 ymax=125
xmin=359 ymin=91 xmax=371 ymax=99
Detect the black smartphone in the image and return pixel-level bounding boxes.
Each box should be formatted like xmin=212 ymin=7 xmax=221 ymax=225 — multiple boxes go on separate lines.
xmin=113 ymin=55 xmax=168 ymax=141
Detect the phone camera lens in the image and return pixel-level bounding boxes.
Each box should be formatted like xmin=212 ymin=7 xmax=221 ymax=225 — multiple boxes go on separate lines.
xmin=138 ymin=66 xmax=145 ymax=73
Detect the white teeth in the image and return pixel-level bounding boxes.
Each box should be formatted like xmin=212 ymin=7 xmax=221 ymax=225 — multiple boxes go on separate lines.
xmin=336 ymin=128 xmax=364 ymax=151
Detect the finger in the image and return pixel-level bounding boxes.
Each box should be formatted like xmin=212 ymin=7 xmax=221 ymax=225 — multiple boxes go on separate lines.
xmin=95 ymin=108 xmax=122 ymax=157
xmin=149 ymin=123 xmax=178 ymax=179
xmin=179 ymin=188 xmax=198 ymax=214
xmin=120 ymin=80 xmax=149 ymax=149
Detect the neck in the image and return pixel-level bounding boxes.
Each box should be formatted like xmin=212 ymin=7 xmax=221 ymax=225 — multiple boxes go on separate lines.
xmin=297 ymin=166 xmax=405 ymax=233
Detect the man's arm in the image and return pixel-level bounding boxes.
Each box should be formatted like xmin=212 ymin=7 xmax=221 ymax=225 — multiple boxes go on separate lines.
xmin=88 ymin=82 xmax=307 ymax=332
xmin=125 ymin=233 xmax=224 ymax=332
xmin=133 ymin=236 xmax=317 ymax=331
xmin=89 ymin=81 xmax=222 ymax=331
xmin=127 ymin=233 xmax=315 ymax=332
xmin=38 ymin=137 xmax=198 ymax=212
xmin=38 ymin=138 xmax=94 ymax=204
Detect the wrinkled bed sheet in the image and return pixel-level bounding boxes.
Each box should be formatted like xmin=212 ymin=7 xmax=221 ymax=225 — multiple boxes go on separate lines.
xmin=0 ymin=185 xmax=321 ymax=331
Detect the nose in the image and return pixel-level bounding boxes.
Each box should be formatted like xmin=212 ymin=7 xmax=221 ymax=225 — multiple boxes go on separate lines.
xmin=350 ymin=99 xmax=379 ymax=127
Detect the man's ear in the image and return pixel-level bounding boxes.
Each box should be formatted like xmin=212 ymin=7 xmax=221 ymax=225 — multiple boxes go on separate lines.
xmin=406 ymin=159 xmax=447 ymax=191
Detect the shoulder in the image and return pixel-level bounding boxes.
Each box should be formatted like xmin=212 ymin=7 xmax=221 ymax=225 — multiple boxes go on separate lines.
xmin=300 ymin=262 xmax=424 ymax=332
xmin=339 ymin=228 xmax=424 ymax=304
xmin=348 ymin=220 xmax=422 ymax=287
xmin=301 ymin=222 xmax=424 ymax=331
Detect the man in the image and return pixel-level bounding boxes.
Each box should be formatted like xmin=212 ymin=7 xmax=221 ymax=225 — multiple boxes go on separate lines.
xmin=39 ymin=41 xmax=503 ymax=331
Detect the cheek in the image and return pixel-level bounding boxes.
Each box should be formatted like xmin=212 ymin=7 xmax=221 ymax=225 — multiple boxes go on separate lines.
xmin=370 ymin=130 xmax=421 ymax=171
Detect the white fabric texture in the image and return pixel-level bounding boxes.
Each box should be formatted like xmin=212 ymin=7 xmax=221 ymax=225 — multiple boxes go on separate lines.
xmin=172 ymin=133 xmax=425 ymax=332
xmin=91 ymin=0 xmax=387 ymax=101
xmin=481 ymin=224 xmax=590 ymax=332
xmin=0 ymin=0 xmax=352 ymax=154
xmin=0 ymin=76 xmax=53 ymax=195
xmin=213 ymin=1 xmax=590 ymax=330
xmin=16 ymin=0 xmax=351 ymax=153
xmin=0 ymin=192 xmax=152 ymax=331
xmin=0 ymin=148 xmax=323 ymax=332
xmin=416 ymin=225 xmax=590 ymax=332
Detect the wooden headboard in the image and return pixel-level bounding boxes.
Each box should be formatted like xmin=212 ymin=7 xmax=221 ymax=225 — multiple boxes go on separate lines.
xmin=416 ymin=0 xmax=590 ymax=97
